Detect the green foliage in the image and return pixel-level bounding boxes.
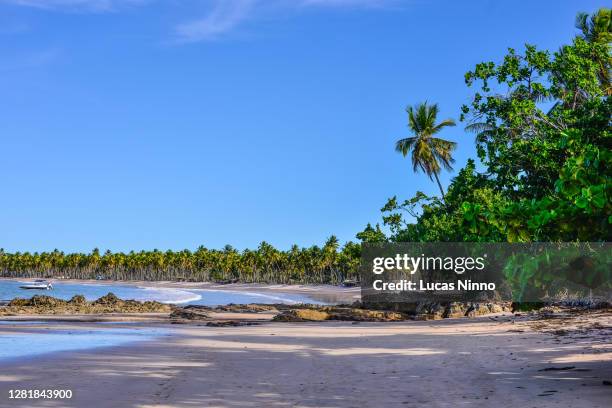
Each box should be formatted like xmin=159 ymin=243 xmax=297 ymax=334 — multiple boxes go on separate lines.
xmin=503 ymin=244 xmax=612 ymax=302
xmin=576 ymin=8 xmax=612 ymax=44
xmin=361 ymin=8 xmax=612 ymax=300
xmin=459 ymin=10 xmax=610 ymax=244
xmin=375 ymin=160 xmax=507 ymax=242
xmin=355 ymin=223 xmax=387 ymax=243
xmin=575 ymin=7 xmax=612 ymax=94
xmin=0 ymin=238 xmax=361 ymax=285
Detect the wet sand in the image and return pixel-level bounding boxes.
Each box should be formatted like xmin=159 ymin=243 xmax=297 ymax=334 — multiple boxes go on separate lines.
xmin=0 ymin=312 xmax=610 ymax=408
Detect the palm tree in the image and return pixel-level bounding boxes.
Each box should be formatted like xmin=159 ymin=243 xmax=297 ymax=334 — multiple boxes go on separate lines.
xmin=395 ymin=102 xmax=457 ymax=201
xmin=575 ymin=8 xmax=612 ymax=95
xmin=575 ymin=8 xmax=611 ymax=44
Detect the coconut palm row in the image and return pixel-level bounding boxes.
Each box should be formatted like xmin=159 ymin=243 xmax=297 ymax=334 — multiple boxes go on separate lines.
xmin=0 ymin=238 xmax=361 ymax=284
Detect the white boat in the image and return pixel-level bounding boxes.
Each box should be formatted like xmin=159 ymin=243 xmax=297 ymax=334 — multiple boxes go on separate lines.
xmin=20 ymin=280 xmax=53 ymax=290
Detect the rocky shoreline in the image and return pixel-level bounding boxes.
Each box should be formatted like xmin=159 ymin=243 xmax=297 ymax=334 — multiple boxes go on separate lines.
xmin=1 ymin=293 xmax=172 ymax=315
xmin=168 ymin=301 xmax=514 ymax=323
xmin=2 ymin=293 xmax=609 ymax=327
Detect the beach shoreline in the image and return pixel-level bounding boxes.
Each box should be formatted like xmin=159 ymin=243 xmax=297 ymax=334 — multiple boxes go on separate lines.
xmin=0 ymin=277 xmax=360 ymax=305
xmin=0 ymin=312 xmax=610 ymax=408
xmin=1 ymin=279 xmax=610 ymax=407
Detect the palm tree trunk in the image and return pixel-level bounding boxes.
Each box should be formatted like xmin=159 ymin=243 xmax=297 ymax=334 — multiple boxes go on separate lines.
xmin=433 ymin=171 xmax=446 ymax=202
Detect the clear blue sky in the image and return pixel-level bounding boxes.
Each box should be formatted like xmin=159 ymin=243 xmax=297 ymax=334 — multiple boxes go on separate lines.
xmin=0 ymin=0 xmax=603 ymax=252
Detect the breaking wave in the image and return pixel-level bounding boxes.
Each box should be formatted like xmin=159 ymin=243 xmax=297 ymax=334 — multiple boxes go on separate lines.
xmin=135 ymin=287 xmax=202 ymax=304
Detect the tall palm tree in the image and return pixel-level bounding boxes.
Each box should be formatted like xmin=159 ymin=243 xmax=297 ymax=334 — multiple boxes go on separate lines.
xmin=395 ymin=102 xmax=457 ymax=201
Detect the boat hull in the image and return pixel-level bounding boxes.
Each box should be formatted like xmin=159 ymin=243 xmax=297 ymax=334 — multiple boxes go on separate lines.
xmin=19 ymin=285 xmax=52 ymax=290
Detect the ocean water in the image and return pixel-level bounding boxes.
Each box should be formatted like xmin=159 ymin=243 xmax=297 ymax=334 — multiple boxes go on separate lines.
xmin=0 ymin=280 xmax=327 ymax=361
xmin=0 ymin=326 xmax=171 ymax=361
xmin=0 ymin=280 xmax=324 ymax=306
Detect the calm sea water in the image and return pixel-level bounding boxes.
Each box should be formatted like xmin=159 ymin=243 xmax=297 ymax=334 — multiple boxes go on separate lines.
xmin=0 ymin=280 xmax=324 ymax=306
xmin=0 ymin=280 xmax=327 ymax=362
xmin=0 ymin=325 xmax=171 ymax=361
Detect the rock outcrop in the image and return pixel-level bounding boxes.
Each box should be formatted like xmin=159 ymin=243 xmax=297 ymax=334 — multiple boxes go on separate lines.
xmin=1 ymin=293 xmax=171 ymax=315
xmin=273 ymin=306 xmax=407 ymax=322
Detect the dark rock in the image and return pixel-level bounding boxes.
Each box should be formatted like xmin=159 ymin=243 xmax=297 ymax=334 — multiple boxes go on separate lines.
xmin=93 ymin=292 xmax=121 ymax=305
xmin=1 ymin=293 xmax=171 ymax=315
xmin=7 ymin=298 xmax=29 ymax=307
xmin=273 ymin=309 xmax=330 ymax=321
xmin=214 ymin=303 xmax=278 ymax=313
xmin=538 ymin=366 xmax=575 ymax=372
xmin=206 ymin=321 xmax=259 ymax=327
xmin=170 ymin=308 xmax=210 ymax=320
xmin=273 ymin=307 xmax=408 ymax=322
xmin=69 ymin=295 xmax=87 ymax=305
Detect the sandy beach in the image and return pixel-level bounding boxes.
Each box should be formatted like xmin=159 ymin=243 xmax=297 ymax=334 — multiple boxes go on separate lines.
xmin=0 ymin=311 xmax=610 ymax=408
xmin=2 ymin=2 xmax=610 ymax=407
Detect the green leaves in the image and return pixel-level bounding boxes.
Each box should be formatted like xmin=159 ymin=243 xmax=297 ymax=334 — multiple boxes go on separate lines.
xmin=363 ymin=9 xmax=611 ymax=300
xmin=355 ymin=223 xmax=387 ymax=244
xmin=396 ymin=102 xmax=458 ymax=200
xmin=576 ymin=185 xmax=607 ymax=209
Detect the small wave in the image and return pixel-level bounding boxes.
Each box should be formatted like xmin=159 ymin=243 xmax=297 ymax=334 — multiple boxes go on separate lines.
xmin=191 ymin=289 xmax=300 ymax=304
xmin=135 ymin=287 xmax=202 ymax=304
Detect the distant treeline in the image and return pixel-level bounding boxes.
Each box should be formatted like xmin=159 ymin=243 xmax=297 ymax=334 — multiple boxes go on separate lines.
xmin=0 ymin=237 xmax=361 ymax=284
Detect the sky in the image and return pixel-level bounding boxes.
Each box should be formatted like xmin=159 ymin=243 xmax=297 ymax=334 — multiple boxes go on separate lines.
xmin=0 ymin=0 xmax=604 ymax=253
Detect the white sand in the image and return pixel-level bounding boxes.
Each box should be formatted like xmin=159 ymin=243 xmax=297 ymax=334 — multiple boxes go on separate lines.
xmin=0 ymin=312 xmax=610 ymax=408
